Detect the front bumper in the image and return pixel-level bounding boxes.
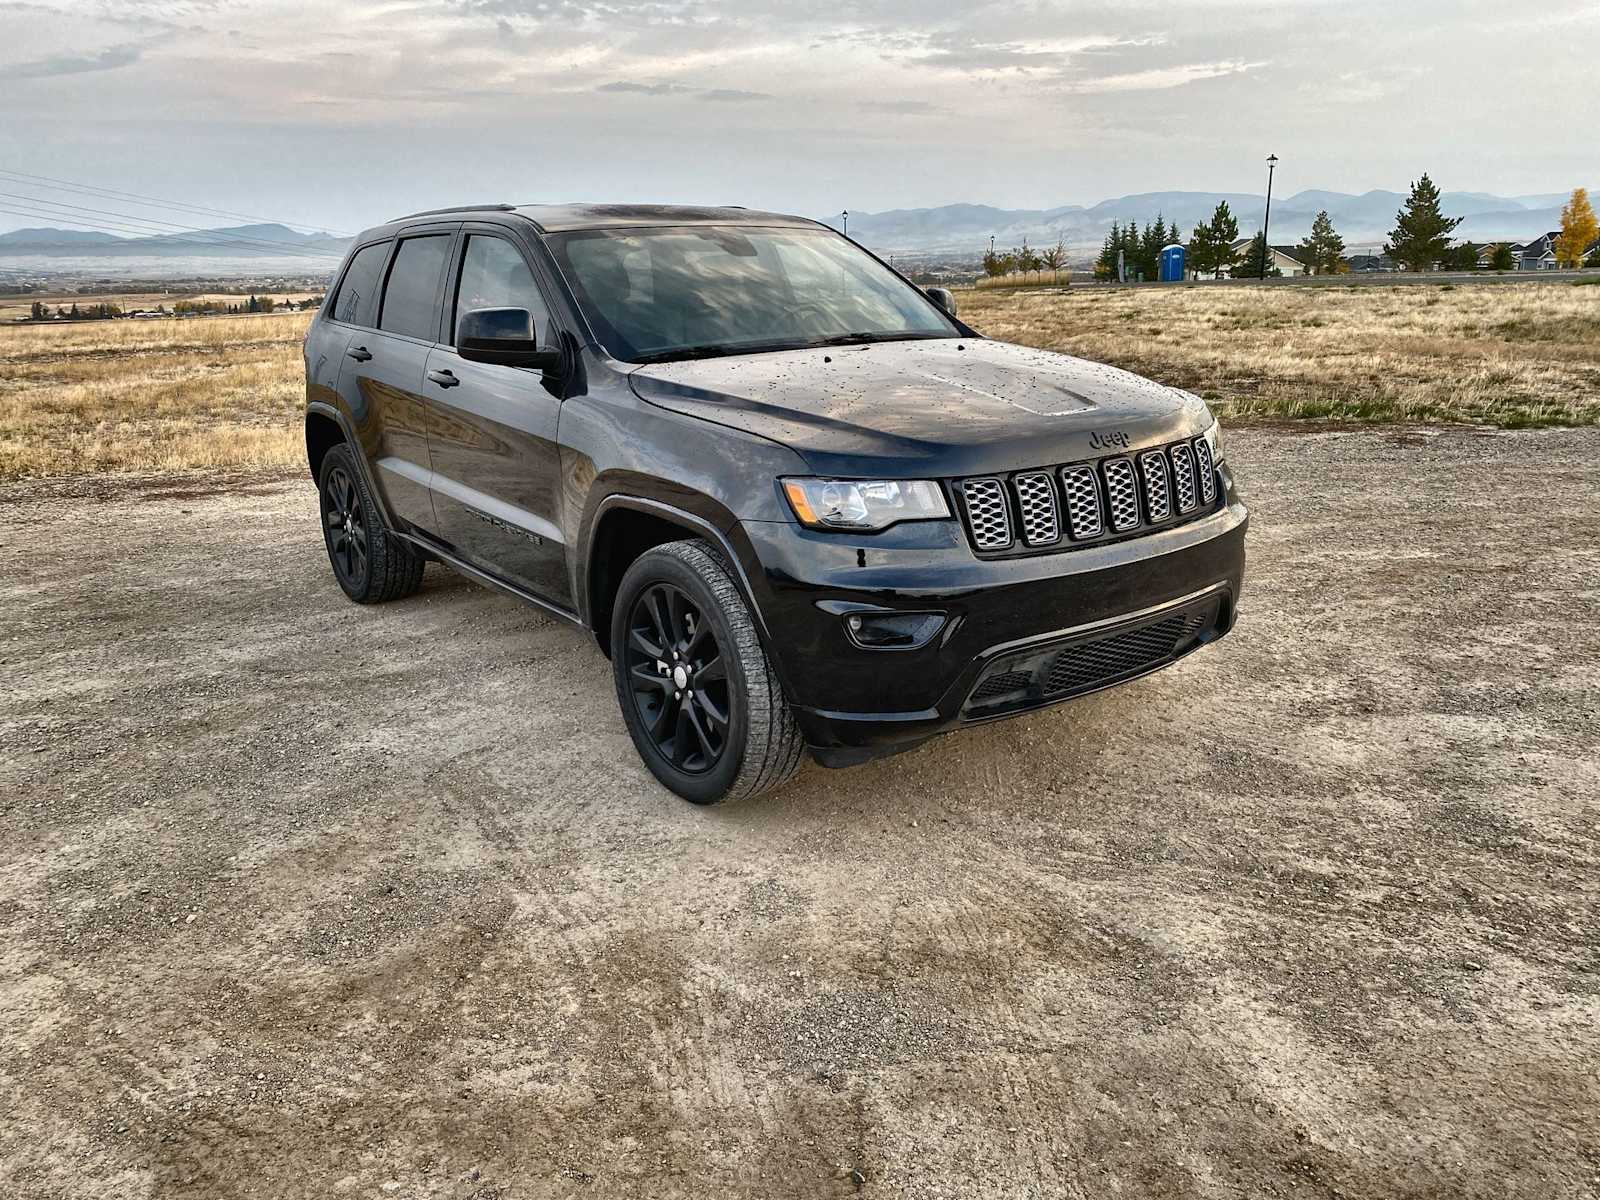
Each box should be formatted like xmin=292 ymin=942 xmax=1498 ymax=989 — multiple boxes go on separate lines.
xmin=736 ymin=465 xmax=1248 ymax=765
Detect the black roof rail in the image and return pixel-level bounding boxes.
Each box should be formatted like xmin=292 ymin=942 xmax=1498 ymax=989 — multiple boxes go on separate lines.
xmin=390 ymin=203 xmax=518 ymax=221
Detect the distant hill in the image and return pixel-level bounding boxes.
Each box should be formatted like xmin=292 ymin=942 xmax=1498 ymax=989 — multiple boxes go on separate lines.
xmin=0 ymin=222 xmax=349 ymax=258
xmin=0 ymin=227 xmax=124 ymax=247
xmin=821 ymin=188 xmax=1590 ymax=254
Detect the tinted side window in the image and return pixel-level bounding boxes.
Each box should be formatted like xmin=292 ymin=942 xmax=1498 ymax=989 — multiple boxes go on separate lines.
xmin=332 ymin=241 xmax=391 ymax=327
xmin=454 ymin=235 xmax=553 ymax=345
xmin=379 ymin=235 xmax=451 ymax=341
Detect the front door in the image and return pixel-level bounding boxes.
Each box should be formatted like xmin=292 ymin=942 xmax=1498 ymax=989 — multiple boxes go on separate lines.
xmin=424 ymin=230 xmax=571 ymax=607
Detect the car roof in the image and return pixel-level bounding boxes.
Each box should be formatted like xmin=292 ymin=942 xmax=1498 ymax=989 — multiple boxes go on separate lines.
xmin=373 ymin=202 xmax=824 ymax=237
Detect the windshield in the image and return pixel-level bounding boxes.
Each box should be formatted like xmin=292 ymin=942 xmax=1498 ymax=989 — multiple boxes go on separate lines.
xmin=544 ymin=225 xmax=958 ymax=363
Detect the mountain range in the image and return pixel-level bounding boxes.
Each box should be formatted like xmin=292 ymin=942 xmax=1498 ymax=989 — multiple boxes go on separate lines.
xmin=0 ymin=189 xmax=1586 ymax=264
xmin=0 ymin=223 xmax=349 ymax=258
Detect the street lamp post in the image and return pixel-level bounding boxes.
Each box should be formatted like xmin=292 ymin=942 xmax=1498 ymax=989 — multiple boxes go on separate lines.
xmin=840 ymin=210 xmax=849 ymax=237
xmin=1260 ymin=153 xmax=1279 ymax=280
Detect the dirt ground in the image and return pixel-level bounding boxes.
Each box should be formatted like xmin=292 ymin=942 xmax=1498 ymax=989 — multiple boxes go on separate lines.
xmin=2 ymin=427 xmax=1597 ymax=1199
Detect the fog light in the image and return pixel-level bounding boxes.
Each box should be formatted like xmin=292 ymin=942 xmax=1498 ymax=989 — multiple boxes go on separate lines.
xmin=843 ymin=610 xmax=946 ymax=650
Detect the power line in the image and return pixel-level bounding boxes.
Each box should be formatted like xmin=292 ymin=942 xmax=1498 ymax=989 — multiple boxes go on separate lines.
xmin=0 ymin=167 xmax=354 ymax=237
xmin=0 ymin=195 xmax=346 ymax=261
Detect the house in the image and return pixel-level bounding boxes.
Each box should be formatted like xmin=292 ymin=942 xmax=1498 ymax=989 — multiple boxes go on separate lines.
xmin=1345 ymin=252 xmax=1397 ymax=272
xmin=1518 ymin=232 xmax=1561 ymax=270
xmin=1228 ymin=239 xmax=1309 ymax=277
xmin=1477 ymin=242 xmax=1525 ymax=269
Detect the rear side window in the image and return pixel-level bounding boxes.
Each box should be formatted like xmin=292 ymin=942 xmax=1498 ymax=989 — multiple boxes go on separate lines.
xmin=379 ymin=235 xmax=451 ymax=341
xmin=331 ymin=240 xmax=390 ymax=327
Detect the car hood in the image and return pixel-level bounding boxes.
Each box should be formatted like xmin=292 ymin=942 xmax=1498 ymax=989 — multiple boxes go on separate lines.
xmin=628 ymin=336 xmax=1211 ymax=477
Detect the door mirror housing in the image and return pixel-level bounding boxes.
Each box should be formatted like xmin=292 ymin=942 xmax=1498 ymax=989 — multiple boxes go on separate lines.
xmin=457 ymin=307 xmax=563 ymax=371
xmin=925 ymin=287 xmax=957 ymax=317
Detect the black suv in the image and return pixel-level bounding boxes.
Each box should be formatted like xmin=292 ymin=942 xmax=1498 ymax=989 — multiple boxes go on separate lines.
xmin=303 ymin=204 xmax=1247 ymax=804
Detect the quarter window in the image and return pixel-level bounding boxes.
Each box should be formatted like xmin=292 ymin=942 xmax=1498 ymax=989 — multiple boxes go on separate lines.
xmin=331 ymin=240 xmax=391 ymax=327
xmin=379 ymin=235 xmax=451 ymax=341
xmin=454 ymin=235 xmax=553 ymax=345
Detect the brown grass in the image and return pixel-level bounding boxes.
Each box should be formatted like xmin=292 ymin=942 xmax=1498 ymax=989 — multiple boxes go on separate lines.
xmin=0 ymin=311 xmax=311 ymax=479
xmin=959 ymin=281 xmax=1600 ymax=427
xmin=1 ymin=282 xmax=1595 ymax=482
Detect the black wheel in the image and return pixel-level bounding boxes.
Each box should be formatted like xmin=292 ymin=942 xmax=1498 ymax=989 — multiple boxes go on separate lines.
xmin=317 ymin=444 xmax=425 ymax=604
xmin=611 ymin=540 xmax=805 ymax=805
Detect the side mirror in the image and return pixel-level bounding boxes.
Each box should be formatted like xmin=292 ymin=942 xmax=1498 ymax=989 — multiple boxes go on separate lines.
xmin=457 ymin=307 xmax=562 ymax=371
xmin=925 ymin=287 xmax=957 ymax=317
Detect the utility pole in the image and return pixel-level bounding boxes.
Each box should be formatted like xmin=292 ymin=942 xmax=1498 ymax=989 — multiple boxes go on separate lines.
xmin=1260 ymin=153 xmax=1279 ymax=280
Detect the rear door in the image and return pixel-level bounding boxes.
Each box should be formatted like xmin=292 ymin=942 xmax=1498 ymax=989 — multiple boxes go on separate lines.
xmin=330 ymin=228 xmax=456 ymax=533
xmin=423 ymin=227 xmax=571 ymax=607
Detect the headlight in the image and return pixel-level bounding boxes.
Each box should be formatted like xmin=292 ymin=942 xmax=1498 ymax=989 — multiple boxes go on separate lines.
xmin=1202 ymin=416 xmax=1224 ymax=464
xmin=781 ymin=478 xmax=950 ymax=531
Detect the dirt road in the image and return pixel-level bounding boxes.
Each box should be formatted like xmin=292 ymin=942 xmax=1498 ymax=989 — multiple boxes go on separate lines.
xmin=3 ymin=428 xmax=1596 ymax=1198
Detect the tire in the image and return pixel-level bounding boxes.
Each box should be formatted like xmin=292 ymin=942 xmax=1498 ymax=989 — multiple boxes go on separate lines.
xmin=317 ymin=443 xmax=425 ymax=604
xmin=610 ymin=540 xmax=805 ymax=805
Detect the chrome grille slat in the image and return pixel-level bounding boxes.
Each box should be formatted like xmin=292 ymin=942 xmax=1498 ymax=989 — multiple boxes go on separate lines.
xmin=960 ymin=478 xmax=1012 ymax=549
xmin=1138 ymin=450 xmax=1171 ymax=522
xmin=1013 ymin=472 xmax=1060 ymax=545
xmin=1102 ymin=457 xmax=1141 ymax=532
xmin=1193 ymin=437 xmax=1217 ymax=506
xmin=1169 ymin=443 xmax=1198 ymax=513
xmin=1058 ymin=464 xmax=1102 ymax=540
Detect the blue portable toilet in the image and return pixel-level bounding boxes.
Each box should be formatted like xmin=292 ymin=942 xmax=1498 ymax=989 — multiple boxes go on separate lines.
xmin=1159 ymin=243 xmax=1186 ymax=282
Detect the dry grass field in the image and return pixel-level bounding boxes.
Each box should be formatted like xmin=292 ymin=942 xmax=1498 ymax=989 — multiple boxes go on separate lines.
xmin=0 ymin=310 xmax=311 ymax=478
xmin=961 ymin=280 xmax=1600 ymax=427
xmin=1 ymin=281 xmax=1596 ymax=481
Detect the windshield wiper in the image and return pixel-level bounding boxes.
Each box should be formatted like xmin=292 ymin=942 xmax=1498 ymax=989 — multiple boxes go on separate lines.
xmin=631 ymin=339 xmax=806 ymax=365
xmin=807 ymin=331 xmax=944 ymax=348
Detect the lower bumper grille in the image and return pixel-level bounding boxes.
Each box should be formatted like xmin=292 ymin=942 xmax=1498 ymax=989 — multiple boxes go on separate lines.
xmin=962 ymin=595 xmax=1224 ymax=719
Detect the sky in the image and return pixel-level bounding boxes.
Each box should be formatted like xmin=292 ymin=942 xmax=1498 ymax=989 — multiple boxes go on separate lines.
xmin=1 ymin=0 xmax=1596 ymax=236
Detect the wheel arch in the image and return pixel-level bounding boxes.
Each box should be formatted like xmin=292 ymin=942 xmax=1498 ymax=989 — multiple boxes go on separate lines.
xmin=304 ymin=401 xmax=397 ymax=529
xmin=583 ymin=495 xmax=776 ymax=664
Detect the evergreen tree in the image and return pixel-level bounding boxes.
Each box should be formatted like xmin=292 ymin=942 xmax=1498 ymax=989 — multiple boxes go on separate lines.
xmin=1189 ymin=201 xmax=1239 ymax=278
xmin=1488 ymin=242 xmax=1516 ymax=271
xmin=1094 ymin=223 xmax=1121 ymax=281
xmin=1385 ymin=174 xmax=1462 ymax=271
xmin=1298 ymin=210 xmax=1346 ymax=275
xmin=1137 ymin=217 xmax=1167 ymax=282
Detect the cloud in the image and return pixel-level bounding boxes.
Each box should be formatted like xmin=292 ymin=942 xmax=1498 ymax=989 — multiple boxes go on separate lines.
xmin=596 ymin=81 xmax=772 ymax=101
xmin=860 ymin=99 xmax=941 ymax=115
xmin=4 ymin=43 xmax=143 ymax=80
xmin=1059 ymin=59 xmax=1267 ymax=93
xmin=699 ymin=87 xmax=771 ymax=102
xmin=596 ymin=80 xmax=689 ymax=94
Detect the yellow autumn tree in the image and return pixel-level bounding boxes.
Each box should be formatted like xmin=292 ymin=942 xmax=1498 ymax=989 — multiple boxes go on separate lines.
xmin=1554 ymin=187 xmax=1598 ymax=268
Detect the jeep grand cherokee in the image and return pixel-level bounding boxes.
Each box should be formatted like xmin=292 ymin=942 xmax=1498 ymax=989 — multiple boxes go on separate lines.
xmin=303 ymin=204 xmax=1247 ymax=804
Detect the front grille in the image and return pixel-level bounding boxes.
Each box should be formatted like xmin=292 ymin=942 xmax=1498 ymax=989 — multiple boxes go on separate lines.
xmin=1170 ymin=443 xmax=1198 ymax=513
xmin=1193 ymin=437 xmax=1217 ymax=506
xmin=1013 ymin=472 xmax=1059 ymax=545
xmin=954 ymin=434 xmax=1221 ymax=556
xmin=1102 ymin=458 xmax=1140 ymax=532
xmin=1138 ymin=451 xmax=1171 ymax=522
xmin=960 ymin=478 xmax=1012 ymax=549
xmin=1059 ymin=464 xmax=1103 ymax=540
xmin=962 ymin=597 xmax=1223 ymax=718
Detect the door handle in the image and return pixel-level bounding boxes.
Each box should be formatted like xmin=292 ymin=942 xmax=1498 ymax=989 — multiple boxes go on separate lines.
xmin=426 ymin=369 xmax=460 ymax=389
xmin=345 ymin=345 xmax=372 ymax=362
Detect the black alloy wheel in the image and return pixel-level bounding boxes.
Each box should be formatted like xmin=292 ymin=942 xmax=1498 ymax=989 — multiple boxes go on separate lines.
xmin=624 ymin=582 xmax=731 ymax=774
xmin=321 ymin=463 xmax=369 ymax=592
